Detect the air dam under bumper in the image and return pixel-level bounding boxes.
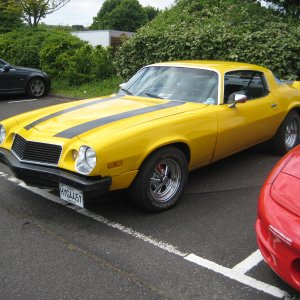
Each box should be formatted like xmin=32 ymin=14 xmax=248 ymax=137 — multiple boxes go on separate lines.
xmin=0 ymin=148 xmax=112 ymax=199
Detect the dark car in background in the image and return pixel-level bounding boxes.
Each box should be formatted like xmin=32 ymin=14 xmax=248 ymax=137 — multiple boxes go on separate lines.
xmin=0 ymin=59 xmax=51 ymax=98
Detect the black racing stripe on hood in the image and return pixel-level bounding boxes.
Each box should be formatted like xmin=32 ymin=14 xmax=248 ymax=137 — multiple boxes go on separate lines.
xmin=24 ymin=95 xmax=121 ymax=130
xmin=55 ymin=101 xmax=185 ymax=139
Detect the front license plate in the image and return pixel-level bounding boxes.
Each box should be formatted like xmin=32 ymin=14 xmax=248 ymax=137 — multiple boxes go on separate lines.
xmin=59 ymin=183 xmax=84 ymax=208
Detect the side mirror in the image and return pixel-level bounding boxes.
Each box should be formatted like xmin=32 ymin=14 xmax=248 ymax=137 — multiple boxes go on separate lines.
xmin=3 ymin=64 xmax=12 ymax=72
xmin=228 ymin=93 xmax=248 ymax=108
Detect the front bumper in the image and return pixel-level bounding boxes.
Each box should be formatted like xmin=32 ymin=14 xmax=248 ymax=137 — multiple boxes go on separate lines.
xmin=0 ymin=148 xmax=111 ymax=199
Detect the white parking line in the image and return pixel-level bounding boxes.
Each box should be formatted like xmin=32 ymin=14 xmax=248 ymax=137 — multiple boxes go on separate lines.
xmin=75 ymin=207 xmax=188 ymax=257
xmin=232 ymin=249 xmax=263 ymax=274
xmin=7 ymin=99 xmax=37 ymax=103
xmin=185 ymin=254 xmax=285 ymax=299
xmin=0 ymin=172 xmax=289 ymax=299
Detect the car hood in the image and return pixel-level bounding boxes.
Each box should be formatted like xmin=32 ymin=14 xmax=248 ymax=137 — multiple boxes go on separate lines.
xmin=271 ymin=146 xmax=300 ymax=216
xmin=19 ymin=95 xmax=208 ymax=142
xmin=14 ymin=65 xmax=43 ymax=73
xmin=281 ymin=147 xmax=300 ymax=179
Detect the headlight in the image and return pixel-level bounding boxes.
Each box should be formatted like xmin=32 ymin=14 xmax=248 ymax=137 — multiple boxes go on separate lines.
xmin=0 ymin=125 xmax=6 ymax=144
xmin=76 ymin=146 xmax=97 ymax=175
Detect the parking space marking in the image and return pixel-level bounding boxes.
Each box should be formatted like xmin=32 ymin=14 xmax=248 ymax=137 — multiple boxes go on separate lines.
xmin=185 ymin=254 xmax=285 ymax=298
xmin=75 ymin=207 xmax=188 ymax=257
xmin=7 ymin=99 xmax=37 ymax=103
xmin=232 ymin=249 xmax=263 ymax=274
xmin=0 ymin=171 xmax=289 ymax=299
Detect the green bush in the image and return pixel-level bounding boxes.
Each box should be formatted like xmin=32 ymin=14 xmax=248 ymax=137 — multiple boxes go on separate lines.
xmin=39 ymin=31 xmax=87 ymax=79
xmin=58 ymin=45 xmax=116 ymax=85
xmin=0 ymin=28 xmax=116 ymax=85
xmin=0 ymin=28 xmax=52 ymax=68
xmin=115 ymin=0 xmax=300 ymax=80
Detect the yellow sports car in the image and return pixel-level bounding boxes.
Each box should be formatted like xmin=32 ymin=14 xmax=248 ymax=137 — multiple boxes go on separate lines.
xmin=0 ymin=61 xmax=300 ymax=212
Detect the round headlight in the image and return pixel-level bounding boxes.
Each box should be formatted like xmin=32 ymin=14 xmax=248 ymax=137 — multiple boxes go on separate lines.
xmin=76 ymin=146 xmax=97 ymax=175
xmin=0 ymin=125 xmax=6 ymax=144
xmin=86 ymin=148 xmax=96 ymax=168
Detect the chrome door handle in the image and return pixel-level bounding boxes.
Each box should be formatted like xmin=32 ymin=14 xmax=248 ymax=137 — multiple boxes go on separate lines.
xmin=271 ymin=103 xmax=278 ymax=108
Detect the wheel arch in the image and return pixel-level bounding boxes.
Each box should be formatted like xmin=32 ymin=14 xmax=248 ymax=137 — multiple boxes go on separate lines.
xmin=139 ymin=141 xmax=191 ymax=169
xmin=269 ymin=108 xmax=300 ymax=155
xmin=26 ymin=75 xmax=48 ymax=97
xmin=273 ymin=106 xmax=300 ymax=134
xmin=290 ymin=106 xmax=300 ymax=118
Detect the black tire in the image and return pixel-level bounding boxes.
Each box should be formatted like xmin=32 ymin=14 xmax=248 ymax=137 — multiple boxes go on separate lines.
xmin=269 ymin=111 xmax=300 ymax=155
xmin=129 ymin=147 xmax=188 ymax=212
xmin=27 ymin=77 xmax=47 ymax=98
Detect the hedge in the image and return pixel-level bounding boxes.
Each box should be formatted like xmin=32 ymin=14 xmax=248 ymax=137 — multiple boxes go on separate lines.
xmin=115 ymin=0 xmax=300 ymax=80
xmin=0 ymin=28 xmax=115 ymax=85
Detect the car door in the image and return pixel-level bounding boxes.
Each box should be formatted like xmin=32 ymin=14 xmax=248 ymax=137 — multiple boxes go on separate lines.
xmin=213 ymin=70 xmax=284 ymax=161
xmin=0 ymin=60 xmax=9 ymax=91
xmin=0 ymin=64 xmax=25 ymax=92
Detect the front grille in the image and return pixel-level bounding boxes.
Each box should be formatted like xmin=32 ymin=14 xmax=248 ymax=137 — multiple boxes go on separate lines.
xmin=12 ymin=134 xmax=62 ymax=165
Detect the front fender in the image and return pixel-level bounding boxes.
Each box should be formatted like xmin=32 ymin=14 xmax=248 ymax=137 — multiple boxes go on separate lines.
xmin=92 ymin=111 xmax=217 ymax=177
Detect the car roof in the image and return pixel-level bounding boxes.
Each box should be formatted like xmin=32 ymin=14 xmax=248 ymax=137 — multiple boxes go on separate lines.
xmin=150 ymin=60 xmax=269 ymax=73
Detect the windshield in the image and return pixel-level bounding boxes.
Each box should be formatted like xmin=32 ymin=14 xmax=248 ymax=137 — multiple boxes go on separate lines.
xmin=118 ymin=66 xmax=219 ymax=104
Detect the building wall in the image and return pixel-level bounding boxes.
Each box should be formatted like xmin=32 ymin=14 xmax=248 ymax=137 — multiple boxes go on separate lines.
xmin=71 ymin=30 xmax=134 ymax=47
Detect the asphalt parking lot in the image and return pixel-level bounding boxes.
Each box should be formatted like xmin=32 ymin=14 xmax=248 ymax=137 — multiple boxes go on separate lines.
xmin=0 ymin=95 xmax=300 ymax=299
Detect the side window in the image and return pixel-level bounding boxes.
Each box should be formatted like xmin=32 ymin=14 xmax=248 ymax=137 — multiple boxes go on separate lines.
xmin=224 ymin=70 xmax=269 ymax=103
xmin=0 ymin=60 xmax=5 ymax=69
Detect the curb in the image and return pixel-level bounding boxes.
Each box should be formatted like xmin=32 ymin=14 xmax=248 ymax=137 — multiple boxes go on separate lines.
xmin=48 ymin=93 xmax=83 ymax=101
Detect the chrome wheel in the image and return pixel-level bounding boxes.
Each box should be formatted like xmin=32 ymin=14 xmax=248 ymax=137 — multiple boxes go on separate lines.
xmin=285 ymin=119 xmax=298 ymax=150
xmin=129 ymin=147 xmax=188 ymax=212
xmin=149 ymin=158 xmax=182 ymax=203
xmin=30 ymin=78 xmax=45 ymax=97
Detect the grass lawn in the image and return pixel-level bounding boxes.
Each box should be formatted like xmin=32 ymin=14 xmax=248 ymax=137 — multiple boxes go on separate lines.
xmin=51 ymin=76 xmax=123 ymax=99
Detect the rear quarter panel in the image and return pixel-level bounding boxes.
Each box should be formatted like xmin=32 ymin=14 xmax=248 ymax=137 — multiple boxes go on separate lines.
xmin=266 ymin=71 xmax=300 ymax=118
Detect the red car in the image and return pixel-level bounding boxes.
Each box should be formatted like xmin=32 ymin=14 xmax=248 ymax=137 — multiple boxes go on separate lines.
xmin=256 ymin=145 xmax=300 ymax=291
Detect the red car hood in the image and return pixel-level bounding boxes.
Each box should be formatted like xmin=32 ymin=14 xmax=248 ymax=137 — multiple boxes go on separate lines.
xmin=281 ymin=148 xmax=300 ymax=179
xmin=271 ymin=146 xmax=300 ymax=216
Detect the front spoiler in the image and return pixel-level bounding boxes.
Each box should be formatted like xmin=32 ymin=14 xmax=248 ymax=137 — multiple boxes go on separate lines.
xmin=0 ymin=148 xmax=111 ymax=198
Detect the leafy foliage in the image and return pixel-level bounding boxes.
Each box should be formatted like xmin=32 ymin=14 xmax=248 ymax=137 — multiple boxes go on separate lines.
xmin=8 ymin=0 xmax=70 ymax=27
xmin=143 ymin=5 xmax=160 ymax=22
xmin=39 ymin=31 xmax=86 ymax=78
xmin=0 ymin=0 xmax=23 ymax=33
xmin=0 ymin=28 xmax=116 ymax=85
xmin=48 ymin=44 xmax=116 ymax=85
xmin=263 ymin=0 xmax=300 ymax=18
xmin=52 ymin=75 xmax=122 ymax=98
xmin=0 ymin=28 xmax=52 ymax=67
xmin=115 ymin=0 xmax=300 ymax=80
xmin=90 ymin=0 xmax=157 ymax=32
xmin=91 ymin=0 xmax=121 ymax=30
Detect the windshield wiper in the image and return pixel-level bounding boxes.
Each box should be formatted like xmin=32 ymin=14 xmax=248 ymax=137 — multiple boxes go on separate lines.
xmin=120 ymin=88 xmax=133 ymax=95
xmin=145 ymin=93 xmax=164 ymax=99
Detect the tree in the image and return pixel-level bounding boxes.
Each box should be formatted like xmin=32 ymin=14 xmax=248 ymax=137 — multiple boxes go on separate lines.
xmin=90 ymin=0 xmax=152 ymax=32
xmin=108 ymin=0 xmax=148 ymax=31
xmin=90 ymin=0 xmax=122 ymax=29
xmin=8 ymin=0 xmax=70 ymax=27
xmin=263 ymin=0 xmax=299 ymax=18
xmin=143 ymin=5 xmax=160 ymax=22
xmin=0 ymin=0 xmax=23 ymax=33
